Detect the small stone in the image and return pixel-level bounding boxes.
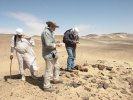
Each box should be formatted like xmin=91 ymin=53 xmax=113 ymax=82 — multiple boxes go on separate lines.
xmin=130 ymin=85 xmax=133 ymax=90
xmin=124 ymin=62 xmax=129 ymax=65
xmin=82 ymin=96 xmax=89 ymax=100
xmin=59 ymin=71 xmax=65 ymax=76
xmin=66 ymin=74 xmax=70 ymax=78
xmin=116 ymin=68 xmax=120 ymax=71
xmin=70 ymin=73 xmax=75 ymax=77
xmin=130 ymin=89 xmax=133 ymax=93
xmin=101 ymin=77 xmax=106 ymax=80
xmin=97 ymin=60 xmax=105 ymax=63
xmin=91 ymin=94 xmax=96 ymax=97
xmin=106 ymin=67 xmax=113 ymax=71
xmin=73 ymin=71 xmax=79 ymax=76
xmin=98 ymin=83 xmax=103 ymax=88
xmin=108 ymin=76 xmax=113 ymax=79
xmin=71 ymin=81 xmax=81 ymax=88
xmin=98 ymin=65 xmax=105 ymax=70
xmin=112 ymin=86 xmax=120 ymax=90
xmin=83 ymin=68 xmax=88 ymax=72
xmin=103 ymin=82 xmax=109 ymax=89
xmin=91 ymin=79 xmax=97 ymax=83
xmin=92 ymin=64 xmax=99 ymax=68
xmin=126 ymin=68 xmax=132 ymax=69
xmin=101 ymin=72 xmax=104 ymax=76
xmin=56 ymin=90 xmax=60 ymax=94
xmin=120 ymin=89 xmax=128 ymax=94
xmin=83 ymin=61 xmax=89 ymax=66
xmin=109 ymin=71 xmax=115 ymax=73
xmin=84 ymin=86 xmax=91 ymax=92
xmin=124 ymin=77 xmax=133 ymax=85
xmin=80 ymin=68 xmax=88 ymax=72
xmin=84 ymin=75 xmax=93 ymax=78
xmin=10 ymin=92 xmax=13 ymax=96
xmin=74 ymin=65 xmax=82 ymax=70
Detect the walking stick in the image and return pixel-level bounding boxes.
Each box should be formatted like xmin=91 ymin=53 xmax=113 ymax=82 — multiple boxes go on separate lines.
xmin=10 ymin=59 xmax=12 ymax=79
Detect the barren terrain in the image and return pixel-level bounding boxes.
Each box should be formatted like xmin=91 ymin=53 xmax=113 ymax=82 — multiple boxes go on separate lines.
xmin=0 ymin=34 xmax=133 ymax=100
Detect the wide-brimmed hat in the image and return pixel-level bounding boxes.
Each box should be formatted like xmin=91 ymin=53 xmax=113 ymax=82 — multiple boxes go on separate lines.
xmin=46 ymin=21 xmax=59 ymax=28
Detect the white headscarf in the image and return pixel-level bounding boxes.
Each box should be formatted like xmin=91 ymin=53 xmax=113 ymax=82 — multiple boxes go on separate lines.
xmin=15 ymin=28 xmax=23 ymax=35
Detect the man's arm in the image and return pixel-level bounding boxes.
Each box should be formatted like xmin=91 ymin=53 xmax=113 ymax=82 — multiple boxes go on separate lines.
xmin=41 ymin=31 xmax=56 ymax=49
xmin=76 ymin=35 xmax=80 ymax=43
xmin=77 ymin=35 xmax=79 ymax=41
xmin=23 ymin=35 xmax=35 ymax=46
xmin=29 ymin=38 xmax=35 ymax=46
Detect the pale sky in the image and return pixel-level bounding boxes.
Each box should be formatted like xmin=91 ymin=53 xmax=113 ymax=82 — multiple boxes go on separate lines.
xmin=0 ymin=0 xmax=133 ymax=36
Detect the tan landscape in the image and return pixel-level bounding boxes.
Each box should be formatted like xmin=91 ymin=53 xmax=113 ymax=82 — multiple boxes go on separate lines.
xmin=0 ymin=33 xmax=133 ymax=100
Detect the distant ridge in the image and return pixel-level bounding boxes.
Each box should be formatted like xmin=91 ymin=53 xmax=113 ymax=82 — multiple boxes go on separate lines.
xmin=82 ymin=33 xmax=133 ymax=39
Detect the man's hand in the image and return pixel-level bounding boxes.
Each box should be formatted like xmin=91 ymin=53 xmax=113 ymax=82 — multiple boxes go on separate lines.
xmin=55 ymin=41 xmax=63 ymax=47
xmin=73 ymin=41 xmax=80 ymax=44
xmin=10 ymin=55 xmax=13 ymax=60
xmin=56 ymin=43 xmax=62 ymax=47
xmin=76 ymin=41 xmax=80 ymax=44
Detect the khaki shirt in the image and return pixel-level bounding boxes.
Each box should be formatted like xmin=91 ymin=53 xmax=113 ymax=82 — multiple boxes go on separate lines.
xmin=41 ymin=27 xmax=57 ymax=58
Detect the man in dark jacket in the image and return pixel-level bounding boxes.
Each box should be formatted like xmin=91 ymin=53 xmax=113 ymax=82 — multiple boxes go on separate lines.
xmin=63 ymin=27 xmax=80 ymax=72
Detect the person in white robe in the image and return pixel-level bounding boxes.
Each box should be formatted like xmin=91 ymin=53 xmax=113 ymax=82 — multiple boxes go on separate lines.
xmin=10 ymin=28 xmax=38 ymax=81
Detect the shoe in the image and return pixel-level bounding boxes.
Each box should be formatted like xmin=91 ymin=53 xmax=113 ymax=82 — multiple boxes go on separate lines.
xmin=31 ymin=75 xmax=38 ymax=80
xmin=21 ymin=75 xmax=25 ymax=81
xmin=43 ymin=87 xmax=55 ymax=92
xmin=71 ymin=68 xmax=77 ymax=70
xmin=51 ymin=79 xmax=63 ymax=84
xmin=66 ymin=69 xmax=74 ymax=72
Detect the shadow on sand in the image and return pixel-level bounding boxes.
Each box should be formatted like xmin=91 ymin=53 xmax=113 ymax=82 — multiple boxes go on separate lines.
xmin=3 ymin=74 xmax=44 ymax=90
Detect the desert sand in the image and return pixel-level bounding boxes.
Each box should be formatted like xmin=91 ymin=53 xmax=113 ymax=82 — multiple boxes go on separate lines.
xmin=0 ymin=34 xmax=133 ymax=100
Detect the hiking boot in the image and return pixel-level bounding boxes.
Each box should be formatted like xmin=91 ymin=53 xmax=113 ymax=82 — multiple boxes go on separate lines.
xmin=21 ymin=74 xmax=25 ymax=81
xmin=43 ymin=87 xmax=55 ymax=92
xmin=51 ymin=79 xmax=63 ymax=84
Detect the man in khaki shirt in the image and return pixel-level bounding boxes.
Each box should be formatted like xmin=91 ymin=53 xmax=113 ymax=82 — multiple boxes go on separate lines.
xmin=41 ymin=21 xmax=63 ymax=92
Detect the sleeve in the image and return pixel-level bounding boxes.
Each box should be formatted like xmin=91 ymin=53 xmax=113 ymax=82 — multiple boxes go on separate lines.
xmin=41 ymin=31 xmax=56 ymax=49
xmin=29 ymin=38 xmax=35 ymax=46
xmin=63 ymin=31 xmax=74 ymax=44
xmin=77 ymin=35 xmax=79 ymax=41
xmin=10 ymin=36 xmax=15 ymax=55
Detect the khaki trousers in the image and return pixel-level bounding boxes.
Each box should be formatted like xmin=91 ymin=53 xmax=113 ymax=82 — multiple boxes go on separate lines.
xmin=43 ymin=58 xmax=60 ymax=88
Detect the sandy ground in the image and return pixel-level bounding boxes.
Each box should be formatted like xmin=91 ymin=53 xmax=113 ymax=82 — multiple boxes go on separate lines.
xmin=0 ymin=34 xmax=133 ymax=100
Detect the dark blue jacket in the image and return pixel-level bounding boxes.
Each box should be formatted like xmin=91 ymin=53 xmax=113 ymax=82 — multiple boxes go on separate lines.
xmin=63 ymin=29 xmax=79 ymax=48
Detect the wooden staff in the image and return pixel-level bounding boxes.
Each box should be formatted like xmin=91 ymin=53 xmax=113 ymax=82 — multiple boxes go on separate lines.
xmin=10 ymin=59 xmax=12 ymax=79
